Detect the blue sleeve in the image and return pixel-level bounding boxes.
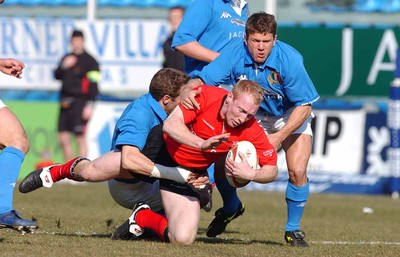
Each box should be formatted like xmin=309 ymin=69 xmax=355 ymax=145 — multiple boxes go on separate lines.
xmin=114 ymin=108 xmax=154 ymax=151
xmin=198 ymin=45 xmax=240 ymax=85
xmin=282 ymin=54 xmax=319 ymax=106
xmin=172 ymin=0 xmax=213 ymax=48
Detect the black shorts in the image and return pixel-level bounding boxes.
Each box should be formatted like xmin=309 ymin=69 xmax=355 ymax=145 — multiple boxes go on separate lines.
xmin=137 ymin=124 xmax=202 ymax=199
xmin=58 ymin=97 xmax=88 ymax=135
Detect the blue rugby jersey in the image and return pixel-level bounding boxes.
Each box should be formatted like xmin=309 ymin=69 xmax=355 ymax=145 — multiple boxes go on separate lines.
xmin=110 ymin=93 xmax=167 ymax=151
xmin=198 ymin=40 xmax=320 ymax=116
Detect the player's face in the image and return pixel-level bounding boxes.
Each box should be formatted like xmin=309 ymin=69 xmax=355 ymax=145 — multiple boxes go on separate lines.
xmin=224 ymin=92 xmax=259 ymax=128
xmin=245 ymin=32 xmax=276 ymax=64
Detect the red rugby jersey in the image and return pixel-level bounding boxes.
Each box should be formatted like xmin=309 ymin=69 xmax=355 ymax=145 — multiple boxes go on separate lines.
xmin=164 ymin=85 xmax=277 ymax=170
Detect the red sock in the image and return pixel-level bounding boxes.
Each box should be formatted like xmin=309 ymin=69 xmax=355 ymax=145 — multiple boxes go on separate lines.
xmin=136 ymin=209 xmax=168 ymax=240
xmin=50 ymin=156 xmax=82 ymax=182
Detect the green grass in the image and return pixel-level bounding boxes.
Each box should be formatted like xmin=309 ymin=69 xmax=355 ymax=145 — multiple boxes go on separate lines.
xmin=1 ymin=183 xmax=399 ymax=257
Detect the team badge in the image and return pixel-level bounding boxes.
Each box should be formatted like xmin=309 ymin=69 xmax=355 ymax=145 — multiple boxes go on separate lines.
xmin=267 ymin=71 xmax=282 ymax=85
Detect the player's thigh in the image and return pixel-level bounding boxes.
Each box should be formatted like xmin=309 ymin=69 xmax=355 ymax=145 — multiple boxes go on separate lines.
xmin=82 ymin=151 xmax=126 ymax=181
xmin=161 ymin=189 xmax=200 ymax=244
xmin=282 ymin=134 xmax=312 ymax=183
xmin=0 ymin=106 xmax=29 ymax=152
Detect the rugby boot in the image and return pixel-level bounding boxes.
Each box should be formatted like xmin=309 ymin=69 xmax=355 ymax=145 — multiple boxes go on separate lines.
xmin=111 ymin=202 xmax=149 ymax=240
xmin=0 ymin=210 xmax=38 ymax=235
xmin=284 ymin=230 xmax=309 ymax=247
xmin=206 ymin=202 xmax=245 ymax=238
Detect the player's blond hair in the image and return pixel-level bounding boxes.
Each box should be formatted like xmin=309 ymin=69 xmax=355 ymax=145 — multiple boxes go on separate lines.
xmin=231 ymin=80 xmax=264 ymax=105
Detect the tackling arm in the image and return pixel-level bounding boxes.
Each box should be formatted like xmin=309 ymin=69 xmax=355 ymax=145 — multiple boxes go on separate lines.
xmin=120 ymin=145 xmax=193 ymax=184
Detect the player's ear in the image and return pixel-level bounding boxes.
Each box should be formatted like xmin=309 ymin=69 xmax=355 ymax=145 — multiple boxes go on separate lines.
xmin=225 ymin=92 xmax=233 ymax=104
xmin=162 ymin=95 xmax=171 ymax=106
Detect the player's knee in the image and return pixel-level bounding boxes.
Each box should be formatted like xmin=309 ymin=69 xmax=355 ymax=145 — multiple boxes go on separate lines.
xmin=169 ymin=232 xmax=196 ymax=245
xmin=288 ymin=168 xmax=307 ymax=186
xmin=12 ymin=134 xmax=30 ymax=154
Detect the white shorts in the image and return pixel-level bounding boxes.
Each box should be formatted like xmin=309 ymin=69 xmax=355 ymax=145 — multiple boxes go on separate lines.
xmin=107 ymin=179 xmax=163 ymax=212
xmin=0 ymin=100 xmax=6 ymax=109
xmin=255 ymin=107 xmax=314 ymax=136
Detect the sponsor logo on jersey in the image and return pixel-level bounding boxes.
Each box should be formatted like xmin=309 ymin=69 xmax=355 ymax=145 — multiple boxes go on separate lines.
xmin=263 ymin=89 xmax=282 ymax=100
xmin=263 ymin=149 xmax=275 ymax=157
xmin=230 ymin=18 xmax=245 ymax=26
xmin=220 ymin=11 xmax=232 ymax=19
xmin=237 ymin=74 xmax=248 ymax=80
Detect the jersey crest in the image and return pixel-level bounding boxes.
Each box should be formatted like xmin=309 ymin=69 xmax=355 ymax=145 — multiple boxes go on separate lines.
xmin=267 ymin=71 xmax=282 ymax=85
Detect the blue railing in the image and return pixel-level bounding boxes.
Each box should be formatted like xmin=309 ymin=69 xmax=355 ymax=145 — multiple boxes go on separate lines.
xmin=2 ymin=0 xmax=193 ymax=8
xmin=306 ymin=0 xmax=400 ymax=13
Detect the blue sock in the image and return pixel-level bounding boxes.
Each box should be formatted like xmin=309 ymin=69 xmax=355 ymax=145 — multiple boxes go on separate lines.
xmin=0 ymin=147 xmax=25 ymax=214
xmin=285 ymin=179 xmax=309 ymax=231
xmin=207 ymin=164 xmax=215 ymax=185
xmin=215 ymin=176 xmax=240 ymax=213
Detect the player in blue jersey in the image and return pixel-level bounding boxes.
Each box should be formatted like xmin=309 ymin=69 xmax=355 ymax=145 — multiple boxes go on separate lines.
xmin=19 ymin=68 xmax=209 ymax=239
xmin=0 ymin=57 xmax=38 ymax=234
xmin=172 ymin=0 xmax=248 ymax=78
xmin=184 ymin=12 xmax=320 ymax=247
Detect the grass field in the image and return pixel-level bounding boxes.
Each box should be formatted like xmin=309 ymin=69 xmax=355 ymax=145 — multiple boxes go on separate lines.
xmin=1 ymin=182 xmax=399 ymax=257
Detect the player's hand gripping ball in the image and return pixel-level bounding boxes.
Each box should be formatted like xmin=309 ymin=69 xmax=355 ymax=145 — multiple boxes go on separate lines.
xmin=225 ymin=141 xmax=258 ymax=188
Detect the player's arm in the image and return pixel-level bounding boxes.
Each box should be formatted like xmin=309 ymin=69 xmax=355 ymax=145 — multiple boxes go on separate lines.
xmin=54 ymin=56 xmax=66 ymax=80
xmin=172 ymin=0 xmax=213 ymax=61
xmin=225 ymin=152 xmax=278 ymax=183
xmin=0 ymin=58 xmax=24 ymax=78
xmin=267 ymin=104 xmax=312 ymax=149
xmin=174 ymin=41 xmax=219 ymax=63
xmin=163 ymin=106 xmax=230 ymax=150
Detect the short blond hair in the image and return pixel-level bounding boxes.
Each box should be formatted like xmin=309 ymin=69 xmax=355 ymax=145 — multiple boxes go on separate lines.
xmin=231 ymin=80 xmax=264 ymax=105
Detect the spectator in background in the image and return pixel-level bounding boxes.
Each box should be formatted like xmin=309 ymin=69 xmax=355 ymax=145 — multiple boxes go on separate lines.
xmin=162 ymin=6 xmax=185 ymax=71
xmin=0 ymin=57 xmax=38 ymax=234
xmin=54 ymin=30 xmax=100 ymax=162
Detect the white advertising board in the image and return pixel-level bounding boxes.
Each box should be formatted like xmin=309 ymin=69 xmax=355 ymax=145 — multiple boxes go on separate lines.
xmin=0 ymin=17 xmax=168 ymax=97
xmin=277 ymin=109 xmax=367 ymax=174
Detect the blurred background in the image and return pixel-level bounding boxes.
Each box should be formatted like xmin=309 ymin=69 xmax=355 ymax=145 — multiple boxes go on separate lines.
xmin=1 ymin=0 xmax=400 ymax=196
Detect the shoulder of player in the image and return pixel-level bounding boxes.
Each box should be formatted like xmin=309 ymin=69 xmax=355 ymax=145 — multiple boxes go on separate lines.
xmin=194 ymin=85 xmax=227 ymax=109
xmin=199 ymin=84 xmax=228 ymax=97
xmin=274 ymin=41 xmax=304 ymax=63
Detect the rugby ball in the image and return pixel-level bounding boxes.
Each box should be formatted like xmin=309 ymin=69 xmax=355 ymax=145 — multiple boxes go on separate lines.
xmin=225 ymin=141 xmax=258 ymax=188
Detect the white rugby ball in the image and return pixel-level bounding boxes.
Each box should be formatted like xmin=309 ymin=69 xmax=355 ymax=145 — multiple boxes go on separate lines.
xmin=225 ymin=141 xmax=258 ymax=188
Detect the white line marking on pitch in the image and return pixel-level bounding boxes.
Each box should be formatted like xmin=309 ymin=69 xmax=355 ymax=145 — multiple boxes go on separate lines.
xmin=34 ymin=232 xmax=400 ymax=246
xmin=313 ymin=241 xmax=400 ymax=245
